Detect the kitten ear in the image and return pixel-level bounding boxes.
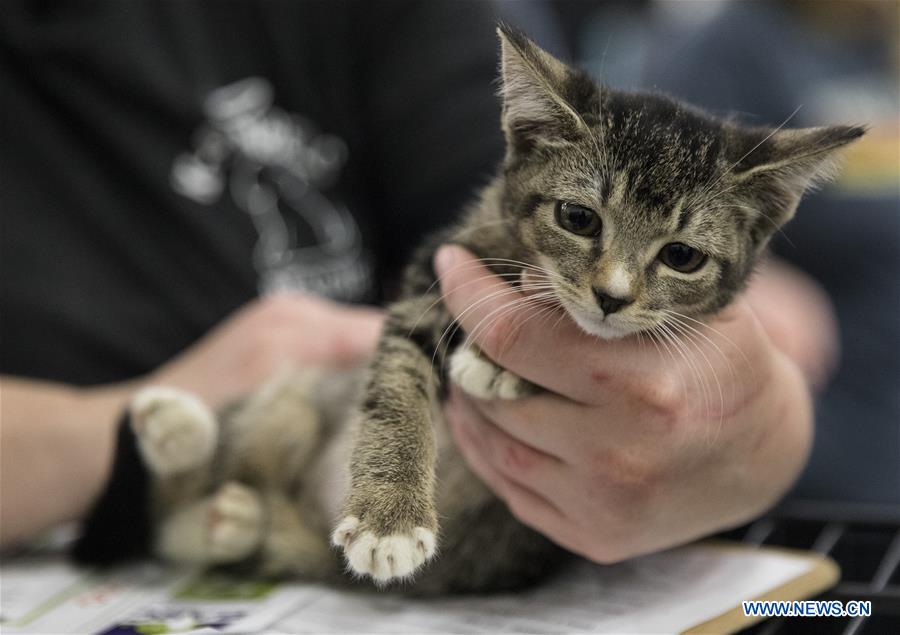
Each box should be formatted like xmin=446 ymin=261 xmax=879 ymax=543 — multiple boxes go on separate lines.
xmin=497 ymin=24 xmax=588 ymax=152
xmin=728 ymin=124 xmax=866 ymax=242
xmin=731 ymin=124 xmax=866 ymax=186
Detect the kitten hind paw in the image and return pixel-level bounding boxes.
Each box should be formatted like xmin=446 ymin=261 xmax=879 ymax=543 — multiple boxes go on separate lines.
xmin=331 ymin=516 xmax=437 ymax=584
xmin=130 ymin=386 xmax=218 ymax=475
xmin=207 ymin=482 xmax=264 ymax=562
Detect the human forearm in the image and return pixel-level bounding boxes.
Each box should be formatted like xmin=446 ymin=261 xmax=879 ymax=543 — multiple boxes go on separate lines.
xmin=0 ymin=378 xmax=135 ymax=546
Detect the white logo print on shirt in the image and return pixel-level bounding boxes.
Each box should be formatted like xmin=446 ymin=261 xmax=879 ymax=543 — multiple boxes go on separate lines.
xmin=170 ymin=77 xmax=372 ymax=301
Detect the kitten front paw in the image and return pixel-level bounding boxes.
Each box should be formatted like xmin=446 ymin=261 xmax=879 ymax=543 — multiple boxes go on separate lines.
xmin=130 ymin=386 xmax=218 ymax=475
xmin=207 ymin=482 xmax=264 ymax=562
xmin=331 ymin=516 xmax=437 ymax=584
xmin=449 ymin=347 xmax=533 ymax=400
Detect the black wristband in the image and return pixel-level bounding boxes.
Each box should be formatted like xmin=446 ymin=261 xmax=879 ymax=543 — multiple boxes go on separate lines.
xmin=71 ymin=411 xmax=153 ymax=566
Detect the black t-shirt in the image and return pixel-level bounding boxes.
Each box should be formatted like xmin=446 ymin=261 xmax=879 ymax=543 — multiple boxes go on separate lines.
xmin=1 ymin=0 xmax=505 ymax=385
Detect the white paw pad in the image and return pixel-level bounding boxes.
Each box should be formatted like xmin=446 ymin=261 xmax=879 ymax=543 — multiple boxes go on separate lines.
xmin=130 ymin=386 xmax=218 ymax=475
xmin=207 ymin=482 xmax=264 ymax=562
xmin=449 ymin=348 xmax=526 ymax=400
xmin=331 ymin=516 xmax=437 ymax=583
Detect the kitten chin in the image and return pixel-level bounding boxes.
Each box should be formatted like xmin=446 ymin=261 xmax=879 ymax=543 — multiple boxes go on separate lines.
xmin=567 ymin=307 xmax=636 ymax=340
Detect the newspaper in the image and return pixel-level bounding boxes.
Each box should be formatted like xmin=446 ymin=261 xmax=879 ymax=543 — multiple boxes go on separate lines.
xmin=1 ymin=544 xmax=814 ymax=634
xmin=0 ymin=556 xmax=302 ymax=634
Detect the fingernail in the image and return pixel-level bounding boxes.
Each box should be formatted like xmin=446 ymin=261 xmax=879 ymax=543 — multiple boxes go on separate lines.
xmin=434 ymin=245 xmax=461 ymax=277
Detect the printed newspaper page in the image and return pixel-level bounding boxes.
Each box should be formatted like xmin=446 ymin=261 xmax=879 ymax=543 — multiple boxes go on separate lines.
xmin=1 ymin=544 xmax=814 ymax=634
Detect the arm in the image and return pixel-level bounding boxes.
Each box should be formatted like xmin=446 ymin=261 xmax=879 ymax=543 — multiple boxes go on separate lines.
xmin=1 ymin=294 xmax=383 ymax=547
xmin=0 ymin=379 xmax=132 ymax=546
xmin=437 ymin=246 xmax=820 ymax=562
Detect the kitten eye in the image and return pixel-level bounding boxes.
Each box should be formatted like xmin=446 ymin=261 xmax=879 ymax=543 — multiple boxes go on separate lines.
xmin=659 ymin=243 xmax=707 ymax=273
xmin=555 ymin=201 xmax=602 ymax=237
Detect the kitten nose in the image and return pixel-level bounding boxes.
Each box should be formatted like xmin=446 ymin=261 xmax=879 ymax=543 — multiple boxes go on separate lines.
xmin=593 ymin=287 xmax=633 ymax=315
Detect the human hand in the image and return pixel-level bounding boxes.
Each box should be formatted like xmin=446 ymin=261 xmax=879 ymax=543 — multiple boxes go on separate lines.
xmin=149 ymin=294 xmax=384 ymax=409
xmin=436 ymin=245 xmax=813 ymax=563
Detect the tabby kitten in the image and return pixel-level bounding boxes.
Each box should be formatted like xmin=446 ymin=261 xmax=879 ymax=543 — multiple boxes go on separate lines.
xmin=74 ymin=27 xmax=862 ymax=593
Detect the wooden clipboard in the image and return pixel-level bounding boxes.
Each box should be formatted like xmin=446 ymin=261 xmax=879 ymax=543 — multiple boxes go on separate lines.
xmin=682 ymin=541 xmax=840 ymax=634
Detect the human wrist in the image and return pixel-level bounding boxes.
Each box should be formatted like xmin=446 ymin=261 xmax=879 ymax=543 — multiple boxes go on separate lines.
xmin=0 ymin=377 xmax=144 ymax=546
xmin=67 ymin=381 xmax=143 ymax=516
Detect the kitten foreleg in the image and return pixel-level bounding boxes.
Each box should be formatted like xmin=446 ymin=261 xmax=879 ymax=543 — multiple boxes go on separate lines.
xmin=332 ymin=297 xmax=442 ymax=584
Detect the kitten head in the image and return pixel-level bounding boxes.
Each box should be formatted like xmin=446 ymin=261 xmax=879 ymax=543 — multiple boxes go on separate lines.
xmin=496 ymin=25 xmax=864 ymax=339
